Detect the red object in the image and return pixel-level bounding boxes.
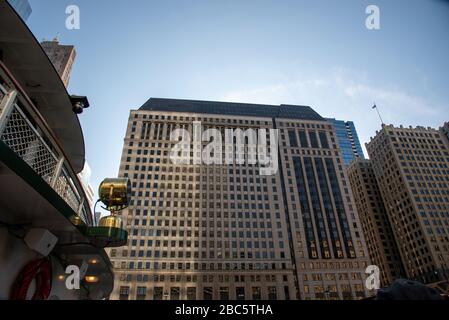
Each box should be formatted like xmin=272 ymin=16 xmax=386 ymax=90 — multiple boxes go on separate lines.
xmin=10 ymin=258 xmax=52 ymax=300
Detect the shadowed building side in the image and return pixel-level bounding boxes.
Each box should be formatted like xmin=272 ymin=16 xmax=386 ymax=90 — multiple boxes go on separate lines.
xmin=347 ymin=158 xmax=405 ymax=287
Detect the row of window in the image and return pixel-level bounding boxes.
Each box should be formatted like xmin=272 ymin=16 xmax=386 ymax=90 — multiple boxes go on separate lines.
xmin=114 ymin=261 xmax=288 ymax=271
xmin=119 ymin=285 xmax=283 ymax=300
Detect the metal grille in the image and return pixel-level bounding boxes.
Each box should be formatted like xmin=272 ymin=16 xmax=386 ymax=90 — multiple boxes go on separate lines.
xmin=0 ymin=98 xmax=92 ymax=225
xmin=53 ymin=171 xmax=81 ymax=213
xmin=1 ymin=106 xmax=58 ymax=183
xmin=62 ymin=170 xmax=82 ymax=212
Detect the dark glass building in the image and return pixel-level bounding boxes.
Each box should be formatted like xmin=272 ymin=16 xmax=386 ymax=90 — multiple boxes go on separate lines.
xmin=7 ymin=0 xmax=32 ymax=22
xmin=326 ymin=119 xmax=365 ymax=167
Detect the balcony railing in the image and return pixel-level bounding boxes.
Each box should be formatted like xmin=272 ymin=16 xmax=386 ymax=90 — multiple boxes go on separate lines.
xmin=0 ymin=67 xmax=92 ymax=226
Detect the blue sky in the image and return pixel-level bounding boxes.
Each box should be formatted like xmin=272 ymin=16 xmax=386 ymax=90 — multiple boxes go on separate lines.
xmin=27 ymin=0 xmax=449 ymax=203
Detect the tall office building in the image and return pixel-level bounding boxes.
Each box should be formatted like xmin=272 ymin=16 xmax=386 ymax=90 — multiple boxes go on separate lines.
xmin=7 ymin=0 xmax=32 ymax=21
xmin=41 ymin=38 xmax=76 ymax=87
xmin=326 ymin=119 xmax=365 ymax=167
xmin=107 ymin=98 xmax=370 ymax=300
xmin=366 ymin=125 xmax=449 ymax=284
xmin=347 ymin=159 xmax=405 ymax=286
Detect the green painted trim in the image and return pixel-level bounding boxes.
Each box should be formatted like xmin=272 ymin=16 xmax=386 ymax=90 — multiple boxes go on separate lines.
xmin=0 ymin=141 xmax=81 ymax=223
xmin=0 ymin=141 xmax=115 ymax=271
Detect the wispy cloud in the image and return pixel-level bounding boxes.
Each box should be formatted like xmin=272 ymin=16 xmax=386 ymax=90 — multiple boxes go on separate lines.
xmin=220 ymin=67 xmax=447 ymax=155
xmin=343 ymin=83 xmax=441 ymax=117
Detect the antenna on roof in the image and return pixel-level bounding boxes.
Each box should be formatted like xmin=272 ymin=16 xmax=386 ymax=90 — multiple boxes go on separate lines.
xmin=372 ymin=103 xmax=384 ymax=126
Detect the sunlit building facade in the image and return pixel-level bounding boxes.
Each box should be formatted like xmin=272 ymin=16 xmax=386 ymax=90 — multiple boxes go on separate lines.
xmin=108 ymin=98 xmax=370 ymax=300
xmin=41 ymin=39 xmax=76 ymax=88
xmin=366 ymin=125 xmax=449 ymax=284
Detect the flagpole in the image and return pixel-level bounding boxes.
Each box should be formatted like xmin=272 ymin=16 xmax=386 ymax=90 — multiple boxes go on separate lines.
xmin=373 ymin=103 xmax=384 ymax=125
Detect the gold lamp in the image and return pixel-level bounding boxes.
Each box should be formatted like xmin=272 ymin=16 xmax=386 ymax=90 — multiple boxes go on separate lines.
xmin=98 ymin=178 xmax=131 ymax=212
xmin=98 ymin=178 xmax=131 ymax=230
xmin=87 ymin=178 xmax=131 ymax=248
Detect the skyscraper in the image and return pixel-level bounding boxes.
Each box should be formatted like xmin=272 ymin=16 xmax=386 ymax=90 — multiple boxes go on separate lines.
xmin=7 ymin=0 xmax=32 ymax=22
xmin=347 ymin=159 xmax=405 ymax=286
xmin=366 ymin=124 xmax=449 ymax=284
xmin=40 ymin=38 xmax=76 ymax=88
xmin=326 ymin=119 xmax=365 ymax=167
xmin=107 ymin=98 xmax=370 ymax=300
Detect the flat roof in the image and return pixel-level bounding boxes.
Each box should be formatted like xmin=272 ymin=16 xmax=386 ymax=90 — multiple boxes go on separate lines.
xmin=140 ymin=98 xmax=325 ymax=121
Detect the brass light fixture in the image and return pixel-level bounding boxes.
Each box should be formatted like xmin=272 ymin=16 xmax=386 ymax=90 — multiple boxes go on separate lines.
xmin=87 ymin=178 xmax=131 ymax=248
xmin=98 ymin=178 xmax=131 ymax=212
xmin=98 ymin=178 xmax=131 ymax=231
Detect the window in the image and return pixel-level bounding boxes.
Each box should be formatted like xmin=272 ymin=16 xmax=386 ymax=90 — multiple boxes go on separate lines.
xmin=187 ymin=287 xmax=196 ymax=300
xmin=288 ymin=130 xmax=298 ymax=147
xmin=119 ymin=286 xmax=130 ymax=300
xmin=153 ymin=287 xmax=163 ymax=300
xmin=220 ymin=287 xmax=229 ymax=300
xmin=299 ymin=131 xmax=308 ymax=148
xmin=203 ymin=287 xmax=213 ymax=300
xmin=319 ymin=132 xmax=329 ymax=148
xmin=252 ymin=287 xmax=261 ymax=300
xmin=236 ymin=287 xmax=245 ymax=300
xmin=268 ymin=287 xmax=277 ymax=300
xmin=170 ymin=287 xmax=180 ymax=300
xmin=284 ymin=286 xmax=290 ymax=300
xmin=309 ymin=131 xmax=319 ymax=148
xmin=136 ymin=287 xmax=147 ymax=300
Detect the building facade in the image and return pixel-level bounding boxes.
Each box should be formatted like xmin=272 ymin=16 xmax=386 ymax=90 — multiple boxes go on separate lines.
xmin=326 ymin=119 xmax=365 ymax=167
xmin=7 ymin=0 xmax=32 ymax=22
xmin=347 ymin=159 xmax=405 ymax=286
xmin=366 ymin=125 xmax=449 ymax=284
xmin=107 ymin=98 xmax=371 ymax=300
xmin=41 ymin=38 xmax=76 ymax=87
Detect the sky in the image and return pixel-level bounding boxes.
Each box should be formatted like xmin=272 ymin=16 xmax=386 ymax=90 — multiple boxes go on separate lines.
xmin=26 ymin=0 xmax=449 ymax=205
